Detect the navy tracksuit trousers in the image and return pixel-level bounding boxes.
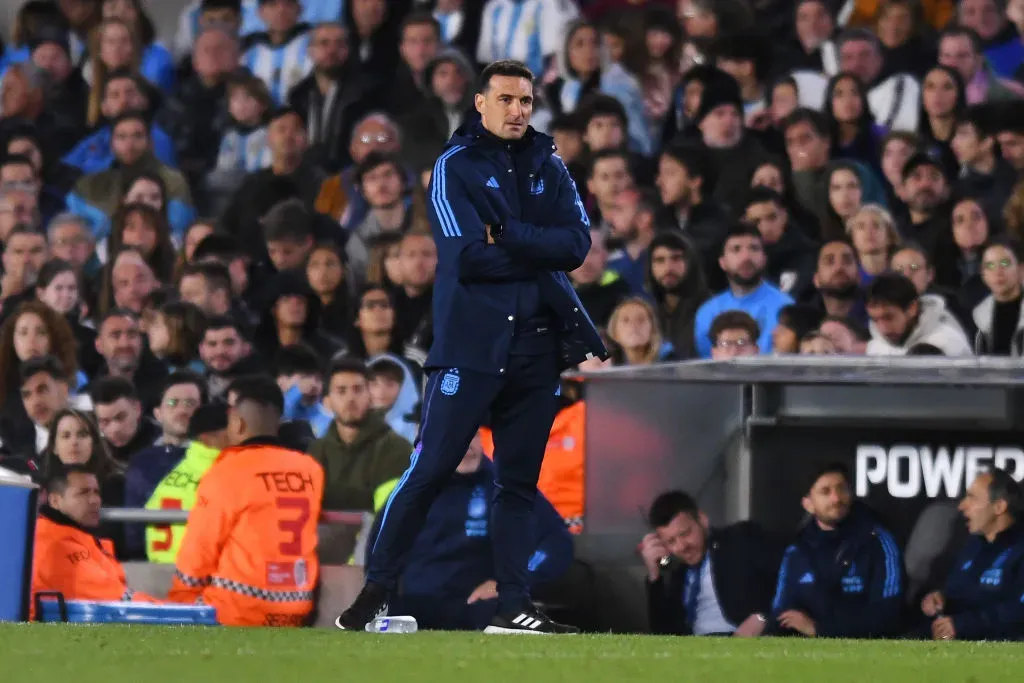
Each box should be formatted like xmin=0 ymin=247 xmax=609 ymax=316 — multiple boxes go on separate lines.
xmin=366 ymin=351 xmax=562 ymax=614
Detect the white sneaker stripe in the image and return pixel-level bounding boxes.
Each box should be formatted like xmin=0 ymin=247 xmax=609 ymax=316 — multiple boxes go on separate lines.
xmin=512 ymin=614 xmax=528 ymax=625
xmin=527 ymin=619 xmax=541 ymax=629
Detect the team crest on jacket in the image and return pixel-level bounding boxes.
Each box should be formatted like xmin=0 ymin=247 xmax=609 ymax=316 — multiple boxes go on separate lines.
xmin=530 ymin=178 xmax=545 ymax=195
xmin=440 ymin=369 xmax=460 ymax=396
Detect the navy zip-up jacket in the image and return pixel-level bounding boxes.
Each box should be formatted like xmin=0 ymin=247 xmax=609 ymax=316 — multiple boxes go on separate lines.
xmin=390 ymin=457 xmax=572 ymax=626
xmin=939 ymin=522 xmax=1024 ymax=641
xmin=426 ymin=115 xmax=607 ymax=374
xmin=770 ymin=503 xmax=905 ymax=638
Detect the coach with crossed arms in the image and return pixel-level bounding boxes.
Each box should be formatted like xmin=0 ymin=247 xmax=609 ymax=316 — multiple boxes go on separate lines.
xmin=336 ymin=59 xmax=607 ymax=635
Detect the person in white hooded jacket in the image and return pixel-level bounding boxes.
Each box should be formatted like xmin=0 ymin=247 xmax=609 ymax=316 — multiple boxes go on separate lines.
xmin=972 ymin=239 xmax=1024 ymax=357
xmin=865 ymin=272 xmax=974 ymax=356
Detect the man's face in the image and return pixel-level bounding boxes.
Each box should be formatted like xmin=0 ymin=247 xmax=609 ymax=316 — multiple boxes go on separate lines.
xmin=839 ymin=39 xmax=881 ymax=84
xmin=399 ymin=235 xmax=437 ymax=289
xmin=3 ymin=233 xmax=47 ymax=282
xmin=111 ymin=258 xmax=155 ymax=312
xmin=8 ymin=139 xmax=43 ymax=174
xmin=655 ymin=155 xmax=695 ymax=207
xmin=96 ymin=314 xmax=143 ymax=374
xmin=960 ymin=0 xmax=1005 ymax=41
xmin=814 ymin=241 xmax=859 ymax=293
xmin=785 ymin=121 xmax=829 ymax=172
xmin=431 ymin=61 xmax=467 ymax=107
xmin=867 ymin=300 xmax=916 ymax=344
xmin=50 ymin=472 xmax=102 ymax=528
xmin=571 ymin=230 xmax=608 ymax=284
xmin=94 ymin=397 xmax=141 ymax=448
xmin=796 ymin=0 xmax=834 ymax=49
xmin=475 ymin=75 xmax=533 ymax=140
xmin=698 ymin=104 xmax=742 ymax=149
xmin=178 ymin=273 xmax=212 ymax=311
xmin=32 ymin=43 xmax=71 ymax=82
xmin=718 ymin=235 xmax=765 ymax=288
xmin=655 ymin=511 xmax=708 ymax=567
xmin=998 ymin=132 xmax=1024 ymax=171
xmin=951 ymin=122 xmax=986 ymax=166
xmin=400 ymin=23 xmax=439 ymax=75
xmin=326 ymin=371 xmax=370 ymax=427
xmin=48 ymin=222 xmax=92 ymax=270
xmin=310 ymin=25 xmax=348 ymax=72
xmin=711 ymin=327 xmax=758 ymax=359
xmin=368 ymin=375 xmax=401 ymax=411
xmin=200 ymin=327 xmax=249 ymax=372
xmin=154 ymin=383 xmax=201 ymax=441
xmin=959 ymin=473 xmax=1002 ymax=535
xmin=904 ymin=164 xmax=948 ymax=213
xmin=361 ymin=163 xmax=404 ymax=208
xmin=584 ymin=114 xmax=625 ymax=151
xmin=267 ymin=237 xmax=311 ymax=272
xmin=938 ymin=35 xmax=980 ymax=82
xmin=587 ymin=157 xmax=631 ymax=206
xmin=802 ymin=472 xmax=852 ymax=528
xmin=268 ymin=113 xmax=308 ymax=161
xmin=101 ymin=77 xmax=145 ymax=119
xmin=352 ymin=0 xmax=386 ymax=29
xmin=0 ymin=162 xmax=36 ymax=189
xmin=259 ymin=0 xmax=300 ymax=34
xmin=21 ymin=372 xmax=67 ymax=427
xmin=350 ymin=118 xmax=399 ymax=164
xmin=650 ymin=245 xmax=688 ymax=290
xmin=193 ymin=29 xmax=238 ymax=81
xmin=744 ymin=201 xmax=788 ymax=244
xmin=0 ymin=191 xmax=36 ymax=239
xmin=111 ymin=120 xmax=149 ymax=166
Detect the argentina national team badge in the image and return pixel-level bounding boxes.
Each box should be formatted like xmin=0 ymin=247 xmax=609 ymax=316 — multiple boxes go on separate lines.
xmin=440 ymin=369 xmax=460 ymax=396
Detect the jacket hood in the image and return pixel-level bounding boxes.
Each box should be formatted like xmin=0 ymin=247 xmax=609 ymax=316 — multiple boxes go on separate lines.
xmin=972 ymin=294 xmax=1024 ymax=354
xmin=425 ymin=47 xmax=477 ymax=110
xmin=367 ymin=353 xmax=420 ymax=441
xmin=255 ymin=269 xmax=324 ymax=342
xmin=868 ymin=294 xmax=972 ymax=355
xmin=644 ymin=229 xmax=711 ymax=304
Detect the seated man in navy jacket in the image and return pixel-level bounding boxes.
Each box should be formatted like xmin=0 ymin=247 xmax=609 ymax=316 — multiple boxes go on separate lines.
xmin=386 ymin=434 xmax=573 ymax=631
xmin=769 ymin=462 xmax=905 ymax=638
xmin=641 ymin=490 xmax=783 ymax=636
xmin=917 ymin=468 xmax=1024 ymax=641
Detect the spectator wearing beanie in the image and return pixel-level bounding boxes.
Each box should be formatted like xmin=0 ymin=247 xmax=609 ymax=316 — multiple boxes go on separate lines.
xmin=689 ymin=69 xmax=772 ymax=212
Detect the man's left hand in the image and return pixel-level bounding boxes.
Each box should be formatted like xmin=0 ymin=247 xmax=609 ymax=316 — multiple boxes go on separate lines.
xmin=778 ymin=610 xmax=817 ymax=637
xmin=932 ymin=616 xmax=956 ymax=641
xmin=486 ymin=225 xmax=495 ymax=244
xmin=467 ymin=580 xmax=498 ymax=604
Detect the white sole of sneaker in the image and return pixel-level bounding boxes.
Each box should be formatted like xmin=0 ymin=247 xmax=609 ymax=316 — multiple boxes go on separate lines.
xmin=482 ymin=626 xmax=548 ymax=635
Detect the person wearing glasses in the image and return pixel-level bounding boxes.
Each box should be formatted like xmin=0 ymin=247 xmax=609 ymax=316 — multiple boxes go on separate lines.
xmin=971 ymin=238 xmax=1024 ymax=356
xmin=708 ymin=310 xmax=761 ymax=360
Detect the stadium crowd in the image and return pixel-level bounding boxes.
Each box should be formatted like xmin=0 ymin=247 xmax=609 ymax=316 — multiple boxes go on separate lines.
xmin=2 ymin=0 xmax=1024 ymax=634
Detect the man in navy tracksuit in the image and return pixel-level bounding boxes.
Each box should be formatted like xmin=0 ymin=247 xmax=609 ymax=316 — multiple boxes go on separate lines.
xmin=915 ymin=468 xmax=1024 ymax=641
xmin=768 ymin=463 xmax=905 ymax=638
xmin=336 ymin=59 xmax=606 ymax=635
xmin=387 ymin=435 xmax=573 ymax=631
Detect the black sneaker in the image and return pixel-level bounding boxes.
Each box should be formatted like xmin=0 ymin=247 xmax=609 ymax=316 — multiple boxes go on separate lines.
xmin=334 ymin=583 xmax=389 ymax=630
xmin=483 ymin=606 xmax=580 ymax=635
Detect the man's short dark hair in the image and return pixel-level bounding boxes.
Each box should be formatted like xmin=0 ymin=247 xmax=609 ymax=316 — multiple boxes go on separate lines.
xmin=367 ymin=359 xmax=405 ymax=385
xmin=940 ymin=25 xmax=984 ymax=54
xmin=866 ymin=273 xmax=919 ymax=310
xmin=986 ymin=468 xmax=1023 ymax=520
xmin=159 ymin=371 xmax=208 ymax=404
xmin=661 ymin=142 xmax=714 ymax=196
xmin=103 ymin=70 xmax=147 ymax=98
xmin=821 ymin=314 xmax=870 ymax=342
xmin=262 ymin=198 xmax=312 ymax=243
xmin=782 ymin=107 xmax=829 ymax=139
xmin=709 ymin=310 xmax=760 ymax=345
xmin=777 ymin=304 xmax=825 ymax=340
xmin=478 ymin=59 xmax=534 ymax=93
xmin=20 ymin=355 xmax=69 ymax=387
xmin=204 ymin=315 xmax=247 ymax=340
xmin=355 ymin=151 xmax=404 ymax=186
xmin=401 ymin=10 xmax=441 ymax=40
xmin=328 ymin=357 xmax=370 ymax=382
xmin=720 ymin=222 xmax=762 ymax=254
xmin=276 ymin=344 xmax=323 ymax=378
xmin=550 ymin=113 xmax=583 ymax=134
xmin=46 ymin=463 xmax=97 ymax=496
xmin=816 ymin=238 xmax=856 ymax=264
xmin=587 ymin=148 xmax=630 ymax=179
xmin=192 ymin=232 xmax=245 ymax=263
xmin=6 ymin=224 xmax=44 ymax=241
xmin=835 ymin=27 xmax=882 ymax=55
xmin=89 ymin=376 xmax=138 ymax=405
xmin=744 ymin=187 xmax=786 ymax=212
xmin=647 ymin=490 xmax=700 ymax=528
xmin=2 ymin=154 xmax=37 ymax=176
xmin=806 ymin=461 xmax=850 ymax=495
xmin=180 ymin=261 xmax=232 ymax=297
xmin=228 ymin=375 xmax=284 ymax=414
xmin=578 ymin=93 xmax=627 ymax=129
xmin=110 ymin=111 xmax=150 ymax=134
xmin=100 ymin=307 xmax=141 ymax=329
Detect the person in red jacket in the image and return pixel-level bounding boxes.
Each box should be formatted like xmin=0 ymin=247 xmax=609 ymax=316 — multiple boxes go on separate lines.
xmin=30 ymin=464 xmax=157 ymax=619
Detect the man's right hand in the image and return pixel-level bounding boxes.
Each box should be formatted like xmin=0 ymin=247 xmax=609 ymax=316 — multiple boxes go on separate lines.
xmin=640 ymin=532 xmax=669 ymax=582
xmin=485 ymin=225 xmax=495 ymax=245
xmin=921 ymin=591 xmax=945 ymax=617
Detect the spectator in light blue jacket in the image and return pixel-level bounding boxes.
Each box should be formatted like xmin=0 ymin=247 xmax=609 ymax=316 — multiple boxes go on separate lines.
xmin=277 ymin=343 xmax=334 ymax=438
xmin=63 ymin=71 xmax=177 ymax=174
xmin=367 ymin=354 xmax=419 ymax=445
xmin=543 ymin=19 xmax=653 ymax=157
xmin=694 ymin=223 xmax=794 ymax=357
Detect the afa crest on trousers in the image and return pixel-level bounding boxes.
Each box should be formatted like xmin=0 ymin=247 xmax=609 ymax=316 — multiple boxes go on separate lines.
xmin=440 ymin=370 xmax=460 ymax=396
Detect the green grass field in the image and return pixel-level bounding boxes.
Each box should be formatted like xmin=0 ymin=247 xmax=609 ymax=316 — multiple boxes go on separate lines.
xmin=3 ymin=625 xmax=1022 ymax=682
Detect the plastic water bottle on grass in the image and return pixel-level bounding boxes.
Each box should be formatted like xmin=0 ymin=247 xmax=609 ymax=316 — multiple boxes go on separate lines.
xmin=365 ymin=616 xmax=418 ymax=633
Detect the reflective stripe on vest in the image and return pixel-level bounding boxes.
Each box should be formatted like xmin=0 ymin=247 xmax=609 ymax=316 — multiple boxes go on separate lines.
xmin=209 ymin=577 xmax=314 ymax=603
